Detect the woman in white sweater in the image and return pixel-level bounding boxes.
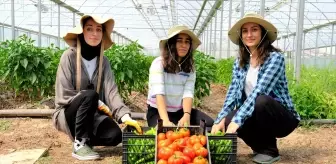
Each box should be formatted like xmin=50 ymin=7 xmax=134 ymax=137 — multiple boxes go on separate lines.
xmin=146 ymin=25 xmax=214 ymax=128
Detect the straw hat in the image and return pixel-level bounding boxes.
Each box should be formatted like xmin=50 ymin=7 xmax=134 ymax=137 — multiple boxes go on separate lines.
xmin=228 ymin=12 xmax=278 ymax=45
xmin=63 ymin=14 xmax=115 ymax=50
xmin=159 ymin=25 xmax=201 ymax=50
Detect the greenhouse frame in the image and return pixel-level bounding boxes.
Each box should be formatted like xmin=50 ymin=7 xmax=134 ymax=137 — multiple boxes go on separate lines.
xmin=1 ymin=0 xmax=336 ymax=81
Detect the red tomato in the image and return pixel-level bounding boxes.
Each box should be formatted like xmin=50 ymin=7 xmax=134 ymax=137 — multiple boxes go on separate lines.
xmin=168 ymin=155 xmax=184 ymax=164
xmin=158 ymin=147 xmax=174 ymax=160
xmin=171 ymin=131 xmax=183 ymax=141
xmin=158 ymin=133 xmax=166 ymax=141
xmin=157 ymin=159 xmax=168 ymax=164
xmin=179 ymin=128 xmax=190 ymax=137
xmin=166 ymin=130 xmax=174 ymax=141
xmin=173 ymin=151 xmax=184 ymax=157
xmin=189 ymin=135 xmax=201 ymax=145
xmin=185 ymin=137 xmax=193 ymax=147
xmin=158 ymin=139 xmax=172 ymax=149
xmin=193 ymin=156 xmax=208 ymax=164
xmin=198 ymin=135 xmax=207 ymax=146
xmin=192 ymin=143 xmax=203 ymax=150
xmin=180 ymin=155 xmax=191 ymax=164
xmin=183 ymin=147 xmax=196 ymax=159
xmin=175 ymin=138 xmax=187 ymax=149
xmin=195 ymin=147 xmax=208 ymax=157
xmin=168 ymin=142 xmax=179 ymax=151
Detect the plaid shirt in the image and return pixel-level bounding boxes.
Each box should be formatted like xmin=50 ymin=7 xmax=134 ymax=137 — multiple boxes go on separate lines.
xmin=215 ymin=52 xmax=300 ymax=126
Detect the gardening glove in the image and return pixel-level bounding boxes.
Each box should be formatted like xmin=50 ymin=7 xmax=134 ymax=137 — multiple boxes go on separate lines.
xmin=122 ymin=114 xmax=143 ymax=134
xmin=98 ymin=100 xmax=113 ymax=117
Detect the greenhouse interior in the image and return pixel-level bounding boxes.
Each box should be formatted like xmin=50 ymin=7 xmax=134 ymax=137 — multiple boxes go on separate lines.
xmin=0 ymin=0 xmax=335 ymax=164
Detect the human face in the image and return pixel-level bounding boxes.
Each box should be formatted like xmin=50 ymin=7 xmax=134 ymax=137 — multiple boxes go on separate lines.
xmin=83 ymin=19 xmax=103 ymax=46
xmin=241 ymin=22 xmax=262 ymax=50
xmin=176 ymin=33 xmax=191 ymax=59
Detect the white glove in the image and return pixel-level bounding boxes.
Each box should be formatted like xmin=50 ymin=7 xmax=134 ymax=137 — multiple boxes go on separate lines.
xmin=121 ymin=114 xmax=132 ymax=123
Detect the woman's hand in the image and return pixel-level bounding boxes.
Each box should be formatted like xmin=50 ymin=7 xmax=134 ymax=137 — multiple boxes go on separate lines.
xmin=124 ymin=120 xmax=143 ymax=134
xmin=177 ymin=114 xmax=190 ymax=127
xmin=163 ymin=120 xmax=175 ymax=126
xmin=226 ymin=122 xmax=239 ymax=133
xmin=211 ymin=118 xmax=225 ymax=134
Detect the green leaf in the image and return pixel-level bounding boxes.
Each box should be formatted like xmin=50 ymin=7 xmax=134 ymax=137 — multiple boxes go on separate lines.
xmin=120 ymin=72 xmax=125 ymax=81
xmin=20 ymin=59 xmax=28 ymax=69
xmin=34 ymin=57 xmax=40 ymax=67
xmin=127 ymin=70 xmax=132 ymax=78
xmin=14 ymin=64 xmax=19 ymax=71
xmin=44 ymin=61 xmax=51 ymax=69
xmin=30 ymin=72 xmax=37 ymax=84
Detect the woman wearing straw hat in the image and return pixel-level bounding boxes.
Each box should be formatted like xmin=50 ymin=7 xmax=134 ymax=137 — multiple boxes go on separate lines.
xmin=52 ymin=15 xmax=142 ymax=161
xmin=146 ymin=25 xmax=214 ymax=128
xmin=211 ymin=13 xmax=300 ymax=163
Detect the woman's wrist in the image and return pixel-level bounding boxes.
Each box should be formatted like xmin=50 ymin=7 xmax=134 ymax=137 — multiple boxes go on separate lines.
xmin=183 ymin=111 xmax=191 ymax=117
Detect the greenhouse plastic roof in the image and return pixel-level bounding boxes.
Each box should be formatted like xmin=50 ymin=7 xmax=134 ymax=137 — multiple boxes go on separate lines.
xmin=1 ymin=0 xmax=336 ymax=51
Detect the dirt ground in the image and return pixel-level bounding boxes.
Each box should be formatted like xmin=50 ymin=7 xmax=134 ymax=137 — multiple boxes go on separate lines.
xmin=0 ymin=84 xmax=336 ymax=164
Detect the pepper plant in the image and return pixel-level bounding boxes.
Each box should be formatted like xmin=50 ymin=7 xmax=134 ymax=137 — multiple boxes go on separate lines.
xmin=1 ymin=35 xmax=62 ymax=99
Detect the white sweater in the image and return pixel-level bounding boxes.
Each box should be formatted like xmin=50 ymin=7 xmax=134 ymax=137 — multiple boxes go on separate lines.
xmin=147 ymin=56 xmax=196 ymax=112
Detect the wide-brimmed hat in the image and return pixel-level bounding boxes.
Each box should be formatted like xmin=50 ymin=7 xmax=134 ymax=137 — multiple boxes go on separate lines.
xmin=228 ymin=12 xmax=278 ymax=45
xmin=63 ymin=14 xmax=114 ymax=50
xmin=159 ymin=25 xmax=201 ymax=50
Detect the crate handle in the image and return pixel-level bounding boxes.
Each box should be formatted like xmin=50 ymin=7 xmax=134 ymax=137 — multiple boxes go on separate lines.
xmin=157 ymin=118 xmax=163 ymax=133
xmin=199 ymin=119 xmax=206 ymax=135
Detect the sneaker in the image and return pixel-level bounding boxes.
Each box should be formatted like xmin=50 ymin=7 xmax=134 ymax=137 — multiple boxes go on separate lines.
xmin=248 ymin=151 xmax=258 ymax=157
xmin=252 ymin=154 xmax=280 ymax=164
xmin=72 ymin=138 xmax=100 ymax=160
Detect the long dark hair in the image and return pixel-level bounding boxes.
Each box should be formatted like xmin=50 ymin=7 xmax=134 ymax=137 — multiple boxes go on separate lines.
xmin=238 ymin=25 xmax=281 ymax=68
xmin=162 ymin=34 xmax=194 ymax=73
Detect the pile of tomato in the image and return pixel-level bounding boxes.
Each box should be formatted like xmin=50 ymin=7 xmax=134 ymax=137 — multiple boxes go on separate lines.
xmin=157 ymin=128 xmax=209 ymax=164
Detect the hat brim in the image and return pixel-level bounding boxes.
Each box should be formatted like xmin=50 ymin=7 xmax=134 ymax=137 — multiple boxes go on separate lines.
xmin=159 ymin=30 xmax=201 ymax=50
xmin=63 ymin=15 xmax=115 ymax=50
xmin=228 ymin=17 xmax=277 ymax=45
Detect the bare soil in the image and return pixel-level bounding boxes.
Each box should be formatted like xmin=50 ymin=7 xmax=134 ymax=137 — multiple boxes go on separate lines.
xmin=0 ymin=84 xmax=335 ymax=164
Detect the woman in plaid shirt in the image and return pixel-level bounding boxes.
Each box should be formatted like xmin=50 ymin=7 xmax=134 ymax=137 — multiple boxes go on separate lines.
xmin=211 ymin=13 xmax=301 ymax=164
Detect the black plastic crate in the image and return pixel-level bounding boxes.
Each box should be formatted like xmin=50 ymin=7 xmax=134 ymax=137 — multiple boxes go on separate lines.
xmin=207 ymin=133 xmax=238 ymax=164
xmin=122 ymin=126 xmax=156 ymax=164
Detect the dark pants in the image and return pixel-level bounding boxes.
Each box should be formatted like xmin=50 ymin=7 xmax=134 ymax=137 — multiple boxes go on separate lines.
xmin=64 ymin=90 xmax=122 ymax=146
xmin=146 ymin=105 xmax=214 ymax=128
xmin=225 ymin=95 xmax=299 ymax=157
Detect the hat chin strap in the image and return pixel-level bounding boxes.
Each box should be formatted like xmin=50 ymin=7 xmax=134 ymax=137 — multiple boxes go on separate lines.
xmin=167 ymin=41 xmax=190 ymax=72
xmin=238 ymin=30 xmax=268 ymax=57
xmin=76 ymin=36 xmax=104 ymax=93
xmin=76 ymin=38 xmax=81 ymax=91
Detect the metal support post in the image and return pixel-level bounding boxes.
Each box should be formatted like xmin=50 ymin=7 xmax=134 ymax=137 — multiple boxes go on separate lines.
xmin=38 ymin=0 xmax=42 ymax=47
xmin=294 ymin=0 xmax=305 ymax=82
